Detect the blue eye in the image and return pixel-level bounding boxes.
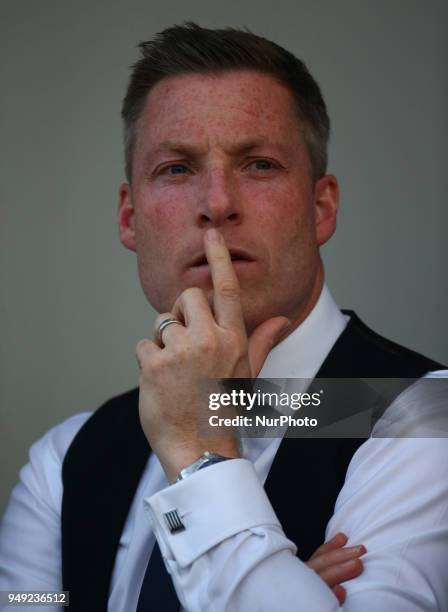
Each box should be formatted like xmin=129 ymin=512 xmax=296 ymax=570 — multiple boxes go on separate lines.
xmin=251 ymin=160 xmax=274 ymax=170
xmin=168 ymin=164 xmax=188 ymax=175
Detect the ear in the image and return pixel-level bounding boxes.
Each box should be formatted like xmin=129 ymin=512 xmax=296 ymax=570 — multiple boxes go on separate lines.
xmin=313 ymin=174 xmax=339 ymax=247
xmin=118 ymin=182 xmax=137 ymax=252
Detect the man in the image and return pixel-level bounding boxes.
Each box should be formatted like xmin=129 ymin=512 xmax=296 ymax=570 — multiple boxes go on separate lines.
xmin=1 ymin=23 xmax=447 ymax=612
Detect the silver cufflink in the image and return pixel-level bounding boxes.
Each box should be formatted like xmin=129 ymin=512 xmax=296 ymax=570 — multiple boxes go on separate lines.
xmin=164 ymin=509 xmax=185 ymax=533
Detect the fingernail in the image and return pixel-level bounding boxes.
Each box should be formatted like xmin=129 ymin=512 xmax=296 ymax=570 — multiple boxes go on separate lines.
xmin=332 ymin=532 xmax=347 ymax=542
xmin=206 ymin=229 xmax=221 ymax=243
xmin=345 ymin=544 xmax=366 ymax=555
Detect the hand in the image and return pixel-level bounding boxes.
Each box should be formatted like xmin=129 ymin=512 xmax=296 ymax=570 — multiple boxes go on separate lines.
xmin=306 ymin=532 xmax=366 ymax=605
xmin=136 ymin=228 xmax=290 ymax=482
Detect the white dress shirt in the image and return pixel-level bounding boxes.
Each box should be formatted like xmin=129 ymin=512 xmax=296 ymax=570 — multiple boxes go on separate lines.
xmin=1 ymin=284 xmax=447 ymax=611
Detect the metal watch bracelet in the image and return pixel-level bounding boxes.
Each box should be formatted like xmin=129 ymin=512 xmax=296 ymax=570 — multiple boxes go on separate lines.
xmin=176 ymin=451 xmax=231 ymax=482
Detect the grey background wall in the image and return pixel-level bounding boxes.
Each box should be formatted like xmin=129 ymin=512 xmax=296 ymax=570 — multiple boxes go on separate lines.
xmin=1 ymin=0 xmax=447 ymax=513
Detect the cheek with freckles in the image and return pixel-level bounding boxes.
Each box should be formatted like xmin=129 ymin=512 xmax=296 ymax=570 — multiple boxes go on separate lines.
xmin=136 ymin=182 xmax=194 ymax=237
xmin=240 ymin=179 xmax=313 ymax=246
xmin=133 ymin=200 xmax=191 ymax=312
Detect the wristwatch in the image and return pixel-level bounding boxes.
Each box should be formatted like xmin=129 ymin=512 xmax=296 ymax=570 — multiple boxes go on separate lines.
xmin=176 ymin=451 xmax=231 ymax=482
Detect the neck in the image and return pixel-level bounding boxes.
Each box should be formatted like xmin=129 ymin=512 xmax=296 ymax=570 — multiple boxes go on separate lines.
xmin=273 ymin=262 xmax=325 ymax=347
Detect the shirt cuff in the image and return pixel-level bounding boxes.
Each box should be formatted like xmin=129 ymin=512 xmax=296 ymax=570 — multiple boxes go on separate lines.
xmin=144 ymin=458 xmax=281 ymax=568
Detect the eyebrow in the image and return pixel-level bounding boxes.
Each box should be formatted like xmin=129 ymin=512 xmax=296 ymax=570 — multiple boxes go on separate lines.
xmin=144 ymin=137 xmax=289 ymax=166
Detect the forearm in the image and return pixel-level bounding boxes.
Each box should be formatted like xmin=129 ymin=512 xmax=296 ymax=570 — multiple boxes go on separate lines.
xmin=146 ymin=459 xmax=339 ymax=612
xmin=146 ymin=437 xmax=448 ymax=612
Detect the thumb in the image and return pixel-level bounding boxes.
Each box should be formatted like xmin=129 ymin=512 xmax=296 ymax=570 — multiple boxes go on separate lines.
xmin=248 ymin=316 xmax=290 ymax=376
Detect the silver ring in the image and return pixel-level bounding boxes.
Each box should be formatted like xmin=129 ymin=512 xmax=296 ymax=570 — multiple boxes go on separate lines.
xmin=157 ymin=318 xmax=183 ymax=343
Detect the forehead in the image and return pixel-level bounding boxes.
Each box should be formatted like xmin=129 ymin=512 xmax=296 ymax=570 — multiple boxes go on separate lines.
xmin=135 ymin=70 xmax=301 ymax=150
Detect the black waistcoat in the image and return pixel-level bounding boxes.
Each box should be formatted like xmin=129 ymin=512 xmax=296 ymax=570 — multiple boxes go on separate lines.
xmin=61 ymin=311 xmax=444 ymax=611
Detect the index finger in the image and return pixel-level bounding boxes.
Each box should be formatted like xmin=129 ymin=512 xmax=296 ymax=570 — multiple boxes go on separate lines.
xmin=204 ymin=228 xmax=245 ymax=331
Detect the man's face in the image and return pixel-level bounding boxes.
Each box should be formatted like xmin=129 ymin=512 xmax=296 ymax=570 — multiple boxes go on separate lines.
xmin=119 ymin=70 xmax=338 ymax=333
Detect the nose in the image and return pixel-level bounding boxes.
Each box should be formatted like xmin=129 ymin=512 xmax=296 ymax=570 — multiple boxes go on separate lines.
xmin=196 ymin=168 xmax=242 ymax=228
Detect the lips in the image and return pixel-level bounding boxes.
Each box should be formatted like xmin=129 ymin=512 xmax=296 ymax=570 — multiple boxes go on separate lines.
xmin=189 ymin=248 xmax=255 ymax=268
